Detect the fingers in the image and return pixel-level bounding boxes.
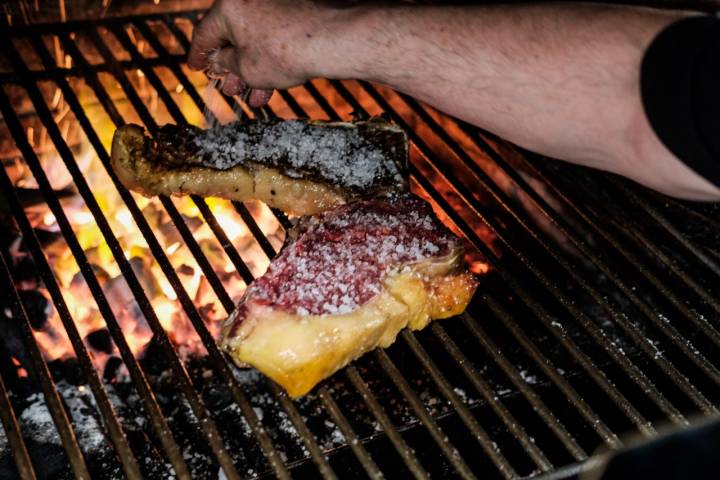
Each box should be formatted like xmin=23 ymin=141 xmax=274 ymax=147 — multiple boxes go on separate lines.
xmin=248 ymin=89 xmax=274 ymax=108
xmin=213 ymin=45 xmax=238 ymax=75
xmin=222 ymin=73 xmax=247 ymax=96
xmin=188 ymin=10 xmax=227 ymax=71
xmin=214 ymin=46 xmax=274 ymax=106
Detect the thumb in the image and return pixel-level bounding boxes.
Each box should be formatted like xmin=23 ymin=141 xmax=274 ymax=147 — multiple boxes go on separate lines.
xmin=188 ymin=10 xmax=228 ymax=71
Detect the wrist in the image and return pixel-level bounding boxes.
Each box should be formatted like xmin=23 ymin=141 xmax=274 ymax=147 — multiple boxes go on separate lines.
xmin=307 ymin=4 xmax=394 ymax=81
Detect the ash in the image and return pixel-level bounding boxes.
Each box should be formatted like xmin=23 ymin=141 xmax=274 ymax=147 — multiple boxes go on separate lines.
xmin=4 ymin=382 xmax=107 ymax=454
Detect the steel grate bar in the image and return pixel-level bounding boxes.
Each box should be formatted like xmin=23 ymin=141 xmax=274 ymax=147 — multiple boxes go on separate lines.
xmin=0 ymin=55 xmax=188 ymax=84
xmin=357 ymin=81 xmax=720 ymax=413
xmin=608 ymin=217 xmax=720 ymax=317
xmin=0 ymin=187 xmax=91 ymax=479
xmin=0 ymin=165 xmax=191 ymax=478
xmin=107 ymin=23 xmax=341 ymax=478
xmin=431 ymin=322 xmax=588 ymax=461
xmin=345 ymin=367 xmax=430 ymax=480
xmin=191 ymin=197 xmax=256 ymax=284
xmin=230 ymin=201 xmax=279 ymax=259
xmin=161 ymin=194 xmax=238 ymax=311
xmin=0 ymin=141 xmax=144 ymax=480
xmin=527 ymin=157 xmax=720 ymax=330
xmin=564 ymin=167 xmax=720 ymax=308
xmin=260 ymin=79 xmax=488 ymax=477
xmin=354 ymin=80 xmax=716 ymax=418
xmin=408 ymin=169 xmax=632 ymax=444
xmin=522 ymin=160 xmax=720 ymax=350
xmin=20 ymin=34 xmax=199 ymax=479
xmin=401 ymin=330 xmax=534 ymax=476
xmin=288 ymin=82 xmax=531 ymax=475
xmin=374 ymin=350 xmax=478 ymax=480
xmin=416 ymin=104 xmax=720 ymax=351
xmin=647 ymin=192 xmax=720 ymax=230
xmin=58 ymin=31 xmax=295 ymax=480
xmin=317 ymin=386 xmax=384 ymax=479
xmin=474 ymin=295 xmax=626 ymax=449
xmin=611 ymin=178 xmax=720 ymax=279
xmin=0 ymin=84 xmax=201 ymax=479
xmin=6 ymin=39 xmax=246 ymax=480
xmin=0 ymin=362 xmax=36 ymax=480
xmin=160 ymin=20 xmax=477 ymax=472
xmin=323 ymin=78 xmax=671 ymax=431
xmin=2 ymin=10 xmax=199 ymax=36
xmin=455 ymin=121 xmax=720 ymax=321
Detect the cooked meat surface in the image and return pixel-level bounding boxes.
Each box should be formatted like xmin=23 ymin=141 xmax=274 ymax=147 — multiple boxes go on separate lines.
xmin=221 ymin=193 xmax=478 ymax=397
xmin=111 ymin=119 xmax=407 ymax=215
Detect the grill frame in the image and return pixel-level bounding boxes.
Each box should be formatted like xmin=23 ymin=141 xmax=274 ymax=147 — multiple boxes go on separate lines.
xmin=0 ymin=9 xmax=718 ymax=479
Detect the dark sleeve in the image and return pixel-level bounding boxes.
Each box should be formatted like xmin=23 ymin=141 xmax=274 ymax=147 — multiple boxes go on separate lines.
xmin=641 ymin=15 xmax=720 ymax=188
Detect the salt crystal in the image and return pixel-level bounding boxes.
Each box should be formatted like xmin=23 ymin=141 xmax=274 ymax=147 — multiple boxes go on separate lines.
xmin=242 ymin=194 xmax=459 ymax=316
xmin=190 ymin=120 xmax=404 ymax=191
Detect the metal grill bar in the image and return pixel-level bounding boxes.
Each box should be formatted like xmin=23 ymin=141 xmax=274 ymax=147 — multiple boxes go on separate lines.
xmin=99 ymin=22 xmax=341 ymax=478
xmin=344 ymin=366 xmax=429 ymax=479
xmin=0 ymin=79 xmax=194 ymax=479
xmin=16 ymin=34 xmax=196 ymax=479
xmin=317 ymin=386 xmax=384 ymax=479
xmin=408 ymin=98 xmax=720 ymax=366
xmin=4 ymin=35 xmax=245 ymax=480
xmin=611 ymin=179 xmax=720 ymax=278
xmin=162 ymin=17 xmax=503 ymax=476
xmin=0 ymin=119 xmax=144 ymax=479
xmin=0 ymin=364 xmax=36 ymax=480
xmin=451 ymin=120 xmax=720 ymax=331
xmin=401 ymin=330 xmax=533 ymax=475
xmin=53 ymin=29 xmax=294 ymax=480
xmin=319 ymin=79 xmax=660 ymax=436
xmin=374 ymin=350 xmax=477 ymax=479
xmin=0 ymin=188 xmax=91 ymax=479
xmin=358 ymin=80 xmax=719 ymax=411
xmin=1 ymin=10 xmax=719 ymax=480
xmin=430 ymin=322 xmax=587 ymax=461
xmin=406 ymin=164 xmax=630 ymax=446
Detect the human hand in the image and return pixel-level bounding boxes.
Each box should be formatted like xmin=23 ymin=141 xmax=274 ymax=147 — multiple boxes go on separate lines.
xmin=188 ymin=0 xmax=344 ymax=107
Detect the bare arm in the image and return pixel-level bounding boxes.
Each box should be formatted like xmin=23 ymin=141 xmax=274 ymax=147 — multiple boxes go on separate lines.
xmin=189 ymin=1 xmax=720 ymax=200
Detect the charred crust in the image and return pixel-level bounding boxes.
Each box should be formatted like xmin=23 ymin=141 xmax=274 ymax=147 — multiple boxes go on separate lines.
xmin=148 ymin=118 xmax=408 ymax=196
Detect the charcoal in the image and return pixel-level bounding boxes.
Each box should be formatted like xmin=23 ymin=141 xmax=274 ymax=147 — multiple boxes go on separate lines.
xmin=139 ymin=337 xmax=167 ymax=375
xmin=11 ymin=255 xmax=41 ymax=287
xmin=29 ymin=228 xmax=63 ymax=248
xmin=103 ymin=356 xmax=123 ymax=383
xmin=18 ymin=290 xmax=51 ymax=331
xmin=47 ymin=358 xmax=84 ymax=385
xmin=85 ymin=328 xmax=113 ymax=354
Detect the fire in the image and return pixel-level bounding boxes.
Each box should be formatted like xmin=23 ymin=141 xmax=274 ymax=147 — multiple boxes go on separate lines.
xmin=6 ymin=69 xmax=284 ymax=373
xmin=5 ymin=26 xmax=494 ymax=377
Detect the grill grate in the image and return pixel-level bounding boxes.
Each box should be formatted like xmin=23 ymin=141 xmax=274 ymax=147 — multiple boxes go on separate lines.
xmin=1 ymin=10 xmax=719 ymax=479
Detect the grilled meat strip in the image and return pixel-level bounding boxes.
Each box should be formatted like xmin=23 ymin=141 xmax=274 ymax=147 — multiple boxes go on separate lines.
xmin=111 ymin=119 xmax=408 ymax=215
xmin=221 ymin=193 xmax=478 ymax=397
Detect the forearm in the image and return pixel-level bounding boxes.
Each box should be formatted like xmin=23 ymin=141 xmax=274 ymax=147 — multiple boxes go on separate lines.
xmin=316 ymin=3 xmax=719 ymax=199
